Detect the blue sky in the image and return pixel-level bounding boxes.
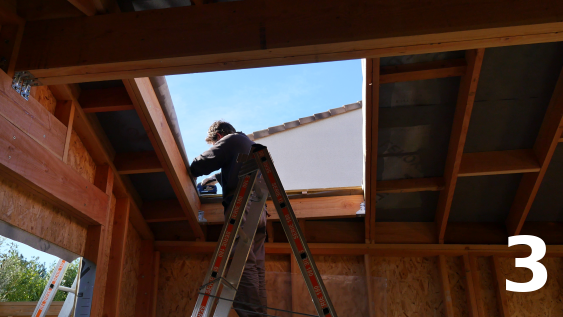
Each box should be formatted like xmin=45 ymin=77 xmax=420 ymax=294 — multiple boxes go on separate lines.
xmin=167 ymin=60 xmax=363 ymax=186
xmin=2 ymin=60 xmax=362 ymax=263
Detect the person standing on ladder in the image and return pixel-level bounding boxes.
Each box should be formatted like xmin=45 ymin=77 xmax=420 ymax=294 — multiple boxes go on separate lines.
xmin=190 ymin=120 xmax=268 ymax=317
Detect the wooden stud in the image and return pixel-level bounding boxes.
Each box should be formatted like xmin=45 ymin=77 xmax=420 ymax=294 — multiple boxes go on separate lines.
xmin=506 ymin=66 xmax=563 ymax=235
xmin=79 ymin=86 xmax=135 ymax=113
xmin=490 ymin=256 xmax=509 ymax=317
xmin=468 ymin=256 xmax=486 ymax=317
xmin=266 ymin=220 xmax=274 ymax=243
xmin=54 ymin=100 xmax=76 ymax=163
xmin=458 ymin=149 xmax=540 ymax=177
xmin=438 ymin=255 xmax=455 ymax=317
xmin=125 ymin=78 xmax=204 ymax=240
xmin=363 ymin=58 xmax=379 ymax=243
xmin=380 ymin=59 xmax=467 ymax=84
xmin=435 ymin=48 xmax=485 ymax=243
xmin=364 ymin=254 xmax=376 ymax=317
xmin=103 ymin=197 xmax=131 ymax=317
xmin=15 ymin=0 xmax=563 ymax=84
xmin=114 ymin=151 xmax=164 ymax=174
xmin=291 ymin=219 xmax=306 ymax=311
xmin=135 ymin=240 xmax=156 ymax=317
xmin=151 ymin=251 xmax=160 ymax=317
xmin=462 ymin=254 xmax=480 ymax=317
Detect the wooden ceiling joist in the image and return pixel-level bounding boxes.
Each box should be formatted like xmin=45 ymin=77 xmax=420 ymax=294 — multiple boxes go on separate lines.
xmin=506 ymin=65 xmax=563 ymax=236
xmin=124 ymin=78 xmax=204 ymax=240
xmin=114 ymin=151 xmax=164 ymax=174
xmin=14 ymin=0 xmax=563 ymax=84
xmin=379 ymin=59 xmax=467 ymax=84
xmin=79 ymin=86 xmax=135 ymax=113
xmin=376 ymin=177 xmax=444 ymax=194
xmin=435 ymin=49 xmax=485 ymax=244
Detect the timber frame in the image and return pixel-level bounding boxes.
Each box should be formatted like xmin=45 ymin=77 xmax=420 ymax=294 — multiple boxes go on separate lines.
xmin=1 ymin=1 xmax=563 ymax=317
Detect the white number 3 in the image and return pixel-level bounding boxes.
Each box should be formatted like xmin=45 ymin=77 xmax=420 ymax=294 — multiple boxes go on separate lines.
xmin=507 ymin=235 xmax=548 ymax=292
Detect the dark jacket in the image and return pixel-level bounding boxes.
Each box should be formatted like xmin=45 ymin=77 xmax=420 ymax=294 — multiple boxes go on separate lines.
xmin=190 ymin=132 xmax=255 ymax=204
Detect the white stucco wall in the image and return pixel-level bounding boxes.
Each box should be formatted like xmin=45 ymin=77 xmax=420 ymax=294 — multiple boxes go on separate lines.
xmin=254 ymin=109 xmax=363 ymax=190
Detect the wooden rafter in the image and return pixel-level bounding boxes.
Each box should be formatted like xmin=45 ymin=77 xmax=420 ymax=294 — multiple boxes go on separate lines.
xmin=505 ymin=66 xmax=563 ymax=235
xmin=49 ymin=83 xmax=154 ymax=240
xmin=380 ymin=59 xmax=467 ymax=84
xmin=15 ymin=0 xmax=563 ymax=84
xmin=363 ymin=58 xmax=379 ymax=244
xmin=114 ymin=151 xmax=164 ymax=174
xmin=435 ymin=49 xmax=485 ymax=243
xmin=124 ymin=78 xmax=204 ymax=240
xmin=79 ymin=86 xmax=135 ymax=113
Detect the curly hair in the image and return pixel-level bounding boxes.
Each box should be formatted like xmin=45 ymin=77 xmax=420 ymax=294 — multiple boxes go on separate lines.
xmin=205 ymin=120 xmax=236 ymax=144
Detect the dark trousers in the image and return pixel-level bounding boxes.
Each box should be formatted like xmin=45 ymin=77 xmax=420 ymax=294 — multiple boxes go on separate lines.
xmin=223 ymin=191 xmax=268 ymax=317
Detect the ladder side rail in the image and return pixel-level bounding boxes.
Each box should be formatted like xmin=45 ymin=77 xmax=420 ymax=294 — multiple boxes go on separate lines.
xmin=32 ymin=259 xmax=70 ymax=317
xmin=253 ymin=146 xmax=338 ymax=317
xmin=191 ymin=171 xmax=259 ymax=317
xmin=58 ymin=272 xmax=78 ymax=317
xmin=213 ymin=176 xmax=269 ymax=316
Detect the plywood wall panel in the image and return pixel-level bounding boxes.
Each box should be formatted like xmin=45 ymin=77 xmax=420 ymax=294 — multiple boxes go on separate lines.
xmin=119 ymin=223 xmax=143 ymax=317
xmin=447 ymin=256 xmax=469 ymax=317
xmin=156 ymin=253 xmax=212 ymax=317
xmin=0 ymin=176 xmax=87 ymax=255
xmin=499 ymin=257 xmax=563 ymax=317
xmin=476 ymin=257 xmax=501 ymax=317
xmin=67 ymin=130 xmax=96 ymax=183
xmin=369 ymin=257 xmax=444 ymax=317
xmin=265 ymin=255 xmax=291 ymax=317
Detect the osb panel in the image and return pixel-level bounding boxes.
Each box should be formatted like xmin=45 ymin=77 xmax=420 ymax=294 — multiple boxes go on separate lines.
xmin=31 ymin=86 xmax=57 ymax=115
xmin=369 ymin=257 xmax=444 ymax=317
xmin=266 ymin=254 xmax=290 ymax=272
xmin=476 ymin=257 xmax=500 ymax=317
xmin=119 ymin=222 xmax=143 ymax=317
xmin=0 ymin=176 xmax=86 ymax=255
xmin=499 ymin=257 xmax=563 ymax=317
xmin=67 ymin=130 xmax=96 ymax=183
xmin=447 ymin=256 xmax=469 ymax=317
xmin=157 ymin=253 xmax=212 ymax=317
xmin=265 ymin=255 xmax=291 ymax=317
xmin=92 ymin=194 xmax=116 ymax=317
xmin=293 ymin=256 xmax=369 ymax=316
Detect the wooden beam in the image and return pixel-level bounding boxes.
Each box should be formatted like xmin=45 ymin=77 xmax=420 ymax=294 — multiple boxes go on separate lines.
xmin=54 ymin=100 xmax=76 ymax=163
xmin=124 ymin=77 xmax=204 ymax=240
xmin=79 ymin=86 xmax=135 ymax=113
xmin=458 ymin=149 xmax=540 ymax=177
xmin=50 ymin=83 xmax=153 ymax=240
xmin=363 ymin=58 xmax=379 ymax=244
xmin=490 ymin=256 xmax=509 ymax=317
xmin=135 ymin=241 xmax=157 ymax=317
xmin=380 ymin=59 xmax=467 ymax=84
xmin=103 ymin=197 xmax=130 ymax=317
xmin=0 ymin=70 xmax=67 ymax=158
xmin=0 ymin=113 xmax=109 ymax=225
xmin=438 ymin=255 xmax=454 ymax=317
xmin=114 ymin=151 xmax=164 ymax=174
xmin=435 ymin=49 xmax=485 ymax=243
xmin=462 ymin=254 xmax=480 ymax=317
xmin=199 ymin=195 xmax=364 ymax=225
xmin=506 ymin=66 xmax=563 ymax=235
xmin=376 ymin=177 xmax=444 ymax=194
xmin=0 ymin=301 xmax=63 ymax=316
xmin=15 ymin=0 xmax=563 ymax=84
xmin=154 ymin=241 xmax=563 ymax=257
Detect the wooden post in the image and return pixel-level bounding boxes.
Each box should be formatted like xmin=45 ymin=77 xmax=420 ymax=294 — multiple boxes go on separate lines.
xmin=363 ymin=58 xmax=380 ymax=244
xmin=490 ymin=256 xmax=509 ymax=317
xmin=103 ymin=197 xmax=131 ymax=317
xmin=438 ymin=255 xmax=455 ymax=317
xmin=84 ymin=164 xmax=115 ymax=317
xmin=54 ymin=100 xmax=76 ymax=163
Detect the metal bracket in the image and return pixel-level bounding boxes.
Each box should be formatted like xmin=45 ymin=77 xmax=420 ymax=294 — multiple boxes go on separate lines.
xmin=12 ymin=71 xmax=41 ymax=101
